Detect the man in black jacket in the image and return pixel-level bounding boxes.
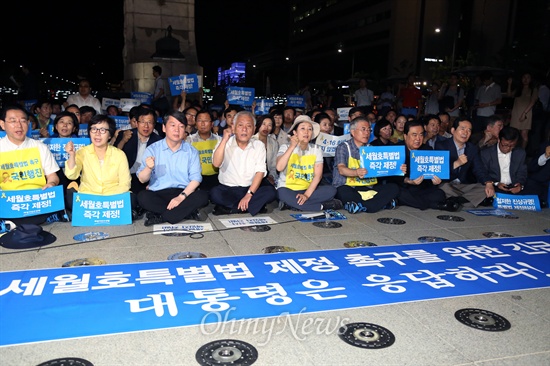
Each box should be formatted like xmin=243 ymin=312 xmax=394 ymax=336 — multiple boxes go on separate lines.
xmin=435 ymin=117 xmax=490 ymax=207
xmin=114 ymin=107 xmax=162 ymax=197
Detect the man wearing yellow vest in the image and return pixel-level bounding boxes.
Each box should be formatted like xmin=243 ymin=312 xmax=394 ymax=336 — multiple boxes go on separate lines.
xmin=332 ymin=116 xmax=400 ymax=213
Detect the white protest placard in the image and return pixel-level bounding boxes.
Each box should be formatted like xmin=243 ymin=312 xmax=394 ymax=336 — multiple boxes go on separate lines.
xmin=218 ymin=216 xmax=277 ymax=228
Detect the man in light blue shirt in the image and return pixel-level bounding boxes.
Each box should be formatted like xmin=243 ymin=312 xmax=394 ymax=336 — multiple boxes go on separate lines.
xmin=137 ymin=110 xmax=210 ymax=226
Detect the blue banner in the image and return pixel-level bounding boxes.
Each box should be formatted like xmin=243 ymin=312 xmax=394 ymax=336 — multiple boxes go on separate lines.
xmin=78 ymin=124 xmax=88 ymax=137
xmin=227 ymin=87 xmax=255 ymax=106
xmin=71 ymin=192 xmax=132 ymax=226
xmin=42 ymin=137 xmax=90 ymax=167
xmin=0 ymin=186 xmax=65 ymax=218
xmin=410 ymin=150 xmax=450 ymax=180
xmin=493 ymin=193 xmax=541 ymax=211
xmin=131 ymin=91 xmax=153 ymax=105
xmin=254 ymin=99 xmax=275 ymax=115
xmin=286 ymin=95 xmax=305 ymax=108
xmin=111 ymin=116 xmax=131 ymax=130
xmin=168 ymin=74 xmax=200 ymax=95
xmin=0 ymin=235 xmax=548 ymax=346
xmin=360 ymin=145 xmax=406 ymax=177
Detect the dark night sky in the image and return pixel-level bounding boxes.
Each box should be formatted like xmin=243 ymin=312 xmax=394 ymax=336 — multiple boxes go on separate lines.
xmin=3 ymin=1 xmax=287 ymax=86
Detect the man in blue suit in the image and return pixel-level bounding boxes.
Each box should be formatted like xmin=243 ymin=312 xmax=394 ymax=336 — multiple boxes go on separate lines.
xmin=435 ymin=117 xmax=490 ymax=207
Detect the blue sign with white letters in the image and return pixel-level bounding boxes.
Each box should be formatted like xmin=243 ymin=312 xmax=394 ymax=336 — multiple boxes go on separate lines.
xmin=255 ymin=99 xmax=275 ymax=115
xmin=1 ymin=235 xmax=549 ymax=346
xmin=131 ymin=91 xmax=153 ymax=105
xmin=360 ymin=145 xmax=405 ymax=177
xmin=286 ymin=95 xmax=305 ymax=108
xmin=168 ymin=74 xmax=200 ymax=95
xmin=493 ymin=193 xmax=541 ymax=211
xmin=0 ymin=186 xmax=65 ymax=218
xmin=410 ymin=150 xmax=450 ymax=179
xmin=71 ymin=192 xmax=132 ymax=226
xmin=227 ymin=87 xmax=255 ymax=106
xmin=42 ymin=137 xmax=90 ymax=167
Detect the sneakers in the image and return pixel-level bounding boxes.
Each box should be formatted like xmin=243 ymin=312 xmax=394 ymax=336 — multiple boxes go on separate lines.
xmin=144 ymin=212 xmax=165 ymax=227
xmin=345 ymin=201 xmax=367 ymax=214
xmin=190 ymin=207 xmax=208 ymax=222
xmin=384 ymin=198 xmax=398 ymax=210
xmin=321 ymin=199 xmax=343 ymax=211
xmin=0 ymin=220 xmax=16 ymax=234
xmin=45 ymin=210 xmax=70 ymax=224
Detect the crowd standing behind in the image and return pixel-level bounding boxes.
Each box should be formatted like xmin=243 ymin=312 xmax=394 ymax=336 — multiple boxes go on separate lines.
xmin=1 ymin=71 xmax=549 ymax=232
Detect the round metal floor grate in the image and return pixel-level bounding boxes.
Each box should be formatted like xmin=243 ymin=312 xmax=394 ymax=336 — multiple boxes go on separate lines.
xmin=344 ymin=241 xmax=378 ymax=248
xmin=454 ymin=308 xmax=511 ymax=331
xmin=262 ymin=246 xmax=297 ymax=253
xmin=73 ymin=232 xmax=109 ymax=242
xmin=418 ymin=236 xmax=449 ymax=243
xmin=196 ymin=339 xmax=258 ymax=365
xmin=482 ymin=232 xmax=514 ymax=238
xmin=62 ymin=258 xmax=106 ymax=267
xmin=36 ymin=358 xmax=94 ymax=366
xmin=167 ymin=252 xmax=207 ymax=260
xmin=437 ymin=215 xmax=465 ymax=222
xmin=338 ymin=322 xmax=395 ymax=349
xmin=377 ymin=217 xmax=406 ymax=225
xmin=312 ymin=221 xmax=343 ymax=228
xmin=240 ymin=225 xmax=271 ymax=232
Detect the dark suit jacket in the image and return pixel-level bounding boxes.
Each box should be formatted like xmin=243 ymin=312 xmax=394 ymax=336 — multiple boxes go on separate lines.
xmin=114 ymin=128 xmax=162 ymax=167
xmin=435 ymin=137 xmax=480 ymax=183
xmin=476 ymin=144 xmax=528 ymax=185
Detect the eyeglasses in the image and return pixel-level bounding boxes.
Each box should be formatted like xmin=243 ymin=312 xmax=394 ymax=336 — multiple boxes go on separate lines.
xmin=90 ymin=127 xmax=108 ymax=134
xmin=138 ymin=121 xmax=154 ymax=126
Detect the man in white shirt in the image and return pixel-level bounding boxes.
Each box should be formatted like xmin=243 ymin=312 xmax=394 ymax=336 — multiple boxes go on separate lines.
xmin=64 ymin=79 xmax=102 ymax=114
xmin=0 ymin=104 xmax=68 ymax=228
xmin=474 ymin=71 xmax=502 ymax=134
xmin=354 ymin=78 xmax=374 ymax=114
xmin=210 ymin=111 xmax=277 ymax=215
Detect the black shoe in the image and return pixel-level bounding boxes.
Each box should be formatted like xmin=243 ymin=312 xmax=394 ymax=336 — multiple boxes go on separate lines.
xmin=321 ymin=199 xmax=343 ymax=210
xmin=436 ymin=200 xmax=461 ymax=212
xmin=144 ymin=213 xmax=165 ymax=227
xmin=132 ymin=207 xmax=145 ymax=221
xmin=278 ymin=201 xmax=290 ymax=211
xmin=479 ymin=197 xmax=494 ymax=207
xmin=212 ymin=205 xmax=231 ymax=216
xmin=190 ymin=207 xmax=208 ymax=222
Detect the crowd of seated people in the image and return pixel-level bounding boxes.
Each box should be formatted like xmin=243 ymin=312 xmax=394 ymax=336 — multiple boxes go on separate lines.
xmin=1 ymin=76 xmax=548 ymax=233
